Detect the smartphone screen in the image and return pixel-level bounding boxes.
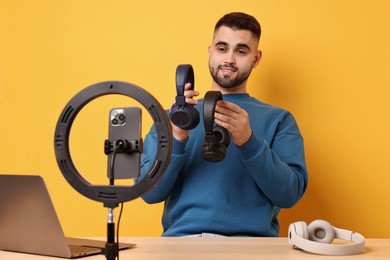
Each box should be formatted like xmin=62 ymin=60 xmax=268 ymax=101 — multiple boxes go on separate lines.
xmin=107 ymin=107 xmax=141 ymax=179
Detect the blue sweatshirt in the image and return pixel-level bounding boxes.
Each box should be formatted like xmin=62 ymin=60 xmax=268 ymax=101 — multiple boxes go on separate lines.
xmin=138 ymin=93 xmax=308 ymax=237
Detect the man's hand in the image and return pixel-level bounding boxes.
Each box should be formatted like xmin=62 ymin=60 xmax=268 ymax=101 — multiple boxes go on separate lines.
xmin=171 ymin=83 xmax=199 ymax=141
xmin=214 ymin=100 xmax=252 ymax=146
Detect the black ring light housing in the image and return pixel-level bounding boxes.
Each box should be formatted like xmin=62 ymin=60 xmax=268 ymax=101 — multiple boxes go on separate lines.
xmin=54 ymin=81 xmax=172 ymax=208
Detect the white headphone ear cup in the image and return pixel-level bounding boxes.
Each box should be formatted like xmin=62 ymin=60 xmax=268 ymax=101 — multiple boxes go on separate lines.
xmin=294 ymin=221 xmax=309 ymax=239
xmin=308 ymin=220 xmax=335 ymax=244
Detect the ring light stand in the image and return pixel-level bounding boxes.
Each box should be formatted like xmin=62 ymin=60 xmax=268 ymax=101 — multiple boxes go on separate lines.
xmin=54 ymin=81 xmax=172 ymax=260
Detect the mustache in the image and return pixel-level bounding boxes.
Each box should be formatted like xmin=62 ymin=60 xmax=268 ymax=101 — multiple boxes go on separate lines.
xmin=218 ymin=64 xmax=238 ymax=71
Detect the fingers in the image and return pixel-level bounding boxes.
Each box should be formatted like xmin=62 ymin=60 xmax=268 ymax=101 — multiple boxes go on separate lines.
xmin=214 ymin=100 xmax=252 ymax=146
xmin=214 ymin=100 xmax=243 ymax=125
xmin=184 ymin=83 xmax=199 ymax=105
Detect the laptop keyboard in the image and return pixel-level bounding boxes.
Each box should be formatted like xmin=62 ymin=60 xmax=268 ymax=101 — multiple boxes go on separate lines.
xmin=69 ymin=244 xmax=101 ymax=256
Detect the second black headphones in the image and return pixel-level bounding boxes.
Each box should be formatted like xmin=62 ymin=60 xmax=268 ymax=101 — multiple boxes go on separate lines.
xmin=170 ymin=64 xmax=200 ymax=130
xmin=202 ymin=91 xmax=230 ymax=162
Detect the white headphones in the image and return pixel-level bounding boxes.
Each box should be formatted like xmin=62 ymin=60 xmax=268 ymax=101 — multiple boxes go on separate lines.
xmin=288 ymin=219 xmax=365 ymax=256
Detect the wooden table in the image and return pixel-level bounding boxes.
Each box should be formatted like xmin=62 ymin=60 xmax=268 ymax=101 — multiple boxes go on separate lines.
xmin=0 ymin=237 xmax=389 ymax=259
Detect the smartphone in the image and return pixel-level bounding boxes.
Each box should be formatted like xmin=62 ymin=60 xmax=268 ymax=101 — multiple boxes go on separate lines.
xmin=107 ymin=107 xmax=142 ymax=179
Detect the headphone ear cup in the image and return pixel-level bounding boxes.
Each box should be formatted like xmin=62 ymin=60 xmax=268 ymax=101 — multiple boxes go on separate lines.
xmin=201 ymin=140 xmax=226 ymax=162
xmin=201 ymin=141 xmax=221 ymax=162
xmin=170 ymin=104 xmax=200 ymax=130
xmin=201 ymin=126 xmax=230 ymax=162
xmin=213 ymin=126 xmax=230 ymax=148
xmin=191 ymin=107 xmax=200 ymax=128
xmin=294 ymin=221 xmax=309 ymax=240
xmin=308 ymin=220 xmax=335 ymax=244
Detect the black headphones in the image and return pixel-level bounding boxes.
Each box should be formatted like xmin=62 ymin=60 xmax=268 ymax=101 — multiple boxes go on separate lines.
xmin=202 ymin=91 xmax=230 ymax=162
xmin=170 ymin=64 xmax=200 ymax=130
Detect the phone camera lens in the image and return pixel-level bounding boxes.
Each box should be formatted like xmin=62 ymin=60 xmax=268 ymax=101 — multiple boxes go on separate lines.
xmin=112 ymin=118 xmax=119 ymax=125
xmin=118 ymin=114 xmax=126 ymax=121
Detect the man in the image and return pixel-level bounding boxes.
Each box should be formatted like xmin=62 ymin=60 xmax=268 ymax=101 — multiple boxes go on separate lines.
xmin=138 ymin=12 xmax=308 ymax=237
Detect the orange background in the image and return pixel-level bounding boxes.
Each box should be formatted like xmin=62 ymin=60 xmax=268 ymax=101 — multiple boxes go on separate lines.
xmin=1 ymin=0 xmax=389 ymax=238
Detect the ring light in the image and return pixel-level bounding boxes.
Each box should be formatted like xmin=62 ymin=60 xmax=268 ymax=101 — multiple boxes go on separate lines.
xmin=54 ymin=81 xmax=172 ymax=208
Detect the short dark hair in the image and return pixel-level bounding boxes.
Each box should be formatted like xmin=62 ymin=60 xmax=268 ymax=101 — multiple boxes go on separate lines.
xmin=214 ymin=12 xmax=261 ymax=41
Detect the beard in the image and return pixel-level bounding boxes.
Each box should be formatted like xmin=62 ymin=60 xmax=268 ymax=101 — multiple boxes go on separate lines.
xmin=209 ymin=64 xmax=252 ymax=89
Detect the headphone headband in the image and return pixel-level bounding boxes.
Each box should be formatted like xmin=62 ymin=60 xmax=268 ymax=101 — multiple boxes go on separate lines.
xmin=203 ymin=91 xmax=222 ymax=133
xmin=176 ymin=64 xmax=194 ymax=99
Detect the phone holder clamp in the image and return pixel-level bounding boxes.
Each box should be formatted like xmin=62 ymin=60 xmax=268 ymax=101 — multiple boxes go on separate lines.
xmin=104 ymin=138 xmax=143 ymax=155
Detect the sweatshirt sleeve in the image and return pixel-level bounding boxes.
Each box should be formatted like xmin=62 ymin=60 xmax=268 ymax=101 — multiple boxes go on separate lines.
xmin=136 ymin=125 xmax=187 ymax=204
xmin=238 ymin=112 xmax=308 ymax=208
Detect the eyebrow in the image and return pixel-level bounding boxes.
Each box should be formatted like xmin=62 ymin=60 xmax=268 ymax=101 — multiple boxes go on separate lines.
xmin=215 ymin=41 xmax=251 ymax=51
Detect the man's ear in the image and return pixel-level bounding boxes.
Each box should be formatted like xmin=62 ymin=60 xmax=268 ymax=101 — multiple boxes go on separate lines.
xmin=253 ymin=50 xmax=262 ymax=68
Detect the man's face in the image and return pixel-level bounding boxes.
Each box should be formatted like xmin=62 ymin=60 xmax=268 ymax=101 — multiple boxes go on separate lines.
xmin=208 ymin=26 xmax=261 ymax=91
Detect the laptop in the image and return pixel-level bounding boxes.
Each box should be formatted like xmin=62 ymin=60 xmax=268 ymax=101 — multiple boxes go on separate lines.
xmin=0 ymin=174 xmax=136 ymax=258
